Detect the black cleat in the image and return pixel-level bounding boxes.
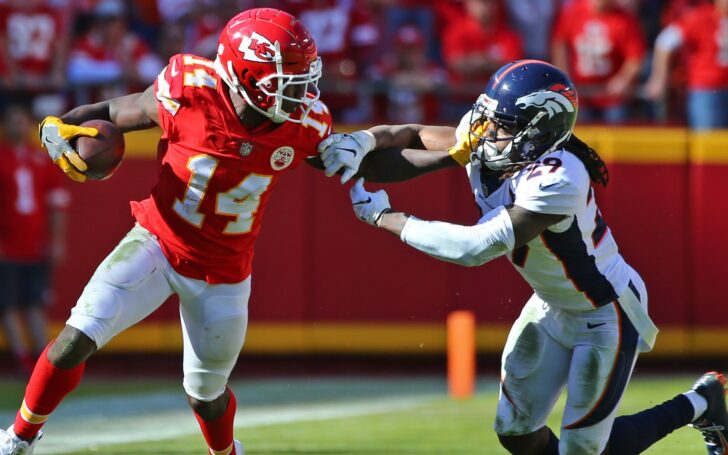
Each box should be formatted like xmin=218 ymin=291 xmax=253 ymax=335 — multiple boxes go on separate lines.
xmin=691 ymin=371 xmax=728 ymax=455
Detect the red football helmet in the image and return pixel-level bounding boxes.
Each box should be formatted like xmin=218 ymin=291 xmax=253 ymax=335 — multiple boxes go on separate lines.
xmin=214 ymin=8 xmax=322 ymax=123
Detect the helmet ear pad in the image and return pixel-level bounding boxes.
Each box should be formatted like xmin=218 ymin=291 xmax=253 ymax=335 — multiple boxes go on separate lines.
xmin=512 ymin=124 xmax=570 ymax=162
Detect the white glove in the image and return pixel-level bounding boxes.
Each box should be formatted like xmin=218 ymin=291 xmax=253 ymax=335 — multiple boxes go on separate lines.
xmin=350 ymin=178 xmax=391 ymax=227
xmin=318 ymin=130 xmax=376 ymax=184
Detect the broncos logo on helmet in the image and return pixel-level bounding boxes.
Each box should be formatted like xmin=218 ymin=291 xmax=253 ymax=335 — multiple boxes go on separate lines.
xmin=516 ymin=86 xmax=576 ymax=119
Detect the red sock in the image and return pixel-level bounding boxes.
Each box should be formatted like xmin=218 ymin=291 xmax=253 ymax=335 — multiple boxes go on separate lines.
xmin=193 ymin=388 xmax=238 ymax=455
xmin=13 ymin=341 xmax=85 ymax=440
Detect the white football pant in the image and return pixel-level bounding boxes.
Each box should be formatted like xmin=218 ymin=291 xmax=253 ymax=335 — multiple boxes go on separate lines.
xmin=495 ymin=274 xmax=647 ymax=454
xmin=66 ymin=224 xmax=250 ymax=401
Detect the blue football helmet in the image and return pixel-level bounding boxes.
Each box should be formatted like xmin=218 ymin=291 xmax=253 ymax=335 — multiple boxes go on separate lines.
xmin=468 ymin=60 xmax=579 ymax=171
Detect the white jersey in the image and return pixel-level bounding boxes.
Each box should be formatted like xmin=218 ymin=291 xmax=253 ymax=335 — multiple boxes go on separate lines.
xmin=455 ymin=112 xmax=631 ymax=312
xmin=469 ymin=149 xmax=633 ymax=312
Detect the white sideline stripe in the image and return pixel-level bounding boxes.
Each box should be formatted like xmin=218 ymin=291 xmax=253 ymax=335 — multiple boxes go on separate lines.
xmin=24 ymin=395 xmax=433 ymax=454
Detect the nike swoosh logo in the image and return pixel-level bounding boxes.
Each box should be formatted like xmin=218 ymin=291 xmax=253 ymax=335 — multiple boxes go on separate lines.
xmin=339 ymin=148 xmax=358 ymax=156
xmin=539 ymin=182 xmax=561 ymax=191
xmin=352 ymin=197 xmax=372 ymax=205
xmin=586 ymin=322 xmax=607 ymax=329
xmin=170 ymin=61 xmax=179 ymax=77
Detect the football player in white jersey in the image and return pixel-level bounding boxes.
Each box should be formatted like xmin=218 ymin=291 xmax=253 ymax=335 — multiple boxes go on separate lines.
xmin=319 ymin=60 xmax=728 ymax=455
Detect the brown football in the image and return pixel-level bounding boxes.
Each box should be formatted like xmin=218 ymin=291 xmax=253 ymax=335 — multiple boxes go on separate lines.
xmin=74 ymin=119 xmax=125 ymax=180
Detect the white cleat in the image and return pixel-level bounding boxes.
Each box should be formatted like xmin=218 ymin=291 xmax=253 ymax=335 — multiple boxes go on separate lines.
xmin=0 ymin=426 xmax=41 ymax=455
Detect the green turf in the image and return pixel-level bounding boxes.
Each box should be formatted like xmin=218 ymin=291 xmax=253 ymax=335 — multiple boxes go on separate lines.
xmin=0 ymin=374 xmax=710 ymax=454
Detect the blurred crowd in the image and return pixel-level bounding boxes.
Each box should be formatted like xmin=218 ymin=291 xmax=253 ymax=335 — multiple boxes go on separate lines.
xmin=1 ymin=0 xmax=727 ymax=129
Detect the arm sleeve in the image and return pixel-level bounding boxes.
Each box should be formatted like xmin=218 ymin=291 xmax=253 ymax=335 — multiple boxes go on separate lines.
xmin=400 ymin=205 xmax=515 ymax=267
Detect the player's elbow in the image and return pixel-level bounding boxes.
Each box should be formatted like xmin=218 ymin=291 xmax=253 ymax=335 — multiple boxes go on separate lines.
xmin=449 ymin=246 xmax=489 ymax=267
xmin=455 ymin=255 xmax=481 ymax=267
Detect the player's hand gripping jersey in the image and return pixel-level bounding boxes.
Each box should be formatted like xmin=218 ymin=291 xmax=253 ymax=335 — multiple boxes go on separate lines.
xmin=132 ymin=54 xmax=332 ymax=283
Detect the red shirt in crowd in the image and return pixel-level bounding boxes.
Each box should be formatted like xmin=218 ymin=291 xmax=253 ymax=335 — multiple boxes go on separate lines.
xmin=441 ymin=15 xmax=522 ymax=86
xmin=0 ymin=3 xmax=66 ymax=78
xmin=0 ymin=144 xmax=70 ymax=262
xmin=552 ymin=0 xmax=645 ymax=104
xmin=673 ymin=3 xmax=728 ymax=90
xmin=132 ymin=54 xmax=332 ymax=284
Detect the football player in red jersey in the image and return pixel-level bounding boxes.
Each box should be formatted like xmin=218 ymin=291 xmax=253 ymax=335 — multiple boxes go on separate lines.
xmin=0 ymin=8 xmax=333 ymax=455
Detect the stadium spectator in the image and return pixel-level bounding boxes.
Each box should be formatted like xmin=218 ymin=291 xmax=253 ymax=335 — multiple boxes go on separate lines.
xmin=0 ymin=103 xmax=69 ymax=376
xmin=440 ymin=0 xmax=522 ymax=120
xmin=282 ymin=0 xmax=381 ymax=123
xmin=645 ymin=0 xmax=728 ymax=129
xmin=552 ymin=0 xmax=646 ymax=124
xmin=0 ymin=0 xmax=70 ymax=115
xmin=505 ymin=0 xmax=559 ymax=60
xmin=369 ymin=25 xmax=446 ymax=123
xmin=66 ymin=0 xmax=163 ymax=104
xmin=162 ymin=0 xmax=242 ymax=59
xmin=374 ymin=0 xmax=439 ymax=62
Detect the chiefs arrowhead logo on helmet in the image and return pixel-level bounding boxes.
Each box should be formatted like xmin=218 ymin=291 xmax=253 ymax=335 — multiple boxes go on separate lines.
xmin=239 ymin=32 xmax=277 ymax=63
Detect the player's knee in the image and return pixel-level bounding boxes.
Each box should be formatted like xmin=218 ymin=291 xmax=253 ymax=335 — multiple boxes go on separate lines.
xmin=184 ymin=371 xmax=228 ymax=403
xmin=186 ymin=383 xmax=229 ymax=420
xmin=47 ymin=326 xmax=97 ymax=368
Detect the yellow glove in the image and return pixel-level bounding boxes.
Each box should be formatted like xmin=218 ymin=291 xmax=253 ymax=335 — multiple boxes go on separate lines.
xmin=39 ymin=116 xmax=99 ymax=183
xmin=448 ymin=119 xmax=488 ymax=166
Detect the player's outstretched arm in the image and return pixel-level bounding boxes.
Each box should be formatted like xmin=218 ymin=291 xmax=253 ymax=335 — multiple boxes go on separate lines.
xmin=350 ymin=180 xmax=565 ymax=267
xmin=40 ymin=85 xmax=159 ymax=182
xmin=317 ymin=124 xmax=460 ymax=183
xmin=60 ymin=84 xmax=159 ymax=133
xmin=357 ymin=146 xmax=459 ymax=182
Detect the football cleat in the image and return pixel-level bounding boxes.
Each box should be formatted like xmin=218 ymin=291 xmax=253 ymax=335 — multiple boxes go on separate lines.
xmin=691 ymin=371 xmax=728 ymax=455
xmin=0 ymin=426 xmax=41 ymax=455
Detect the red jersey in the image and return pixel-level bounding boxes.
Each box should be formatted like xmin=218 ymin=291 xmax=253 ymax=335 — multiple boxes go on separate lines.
xmin=0 ymin=4 xmax=66 ymax=76
xmin=553 ymin=0 xmax=645 ymax=103
xmin=132 ymin=54 xmax=332 ymax=284
xmin=675 ymin=4 xmax=728 ymax=89
xmin=0 ymin=143 xmax=70 ymax=262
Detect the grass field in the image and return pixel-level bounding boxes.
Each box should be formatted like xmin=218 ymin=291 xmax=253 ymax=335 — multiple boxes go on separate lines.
xmin=0 ymin=373 xmax=709 ymax=454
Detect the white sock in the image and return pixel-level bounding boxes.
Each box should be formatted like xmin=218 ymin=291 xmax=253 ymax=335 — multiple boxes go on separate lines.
xmin=683 ymin=390 xmax=708 ymax=422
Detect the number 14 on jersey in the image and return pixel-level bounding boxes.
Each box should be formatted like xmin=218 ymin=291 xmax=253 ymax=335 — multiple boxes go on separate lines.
xmin=173 ymin=154 xmax=273 ymax=234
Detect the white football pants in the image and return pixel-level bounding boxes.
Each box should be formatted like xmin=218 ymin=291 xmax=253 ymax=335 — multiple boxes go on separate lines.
xmin=66 ymin=224 xmax=250 ymax=401
xmin=495 ymin=274 xmax=647 ymax=454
